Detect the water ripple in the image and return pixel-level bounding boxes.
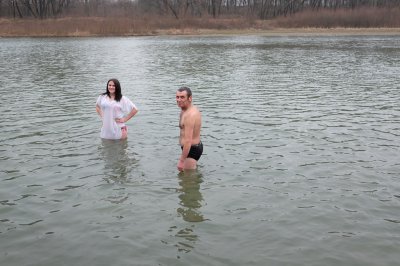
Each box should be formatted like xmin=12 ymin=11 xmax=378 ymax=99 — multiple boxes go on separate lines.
xmin=1 ymin=35 xmax=400 ymax=266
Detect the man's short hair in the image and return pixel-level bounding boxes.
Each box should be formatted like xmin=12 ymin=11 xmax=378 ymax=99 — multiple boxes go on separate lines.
xmin=178 ymin=86 xmax=192 ymax=98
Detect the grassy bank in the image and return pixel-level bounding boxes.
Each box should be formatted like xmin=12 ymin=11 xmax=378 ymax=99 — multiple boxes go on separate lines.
xmin=273 ymin=7 xmax=400 ymax=28
xmin=0 ymin=17 xmax=265 ymax=37
xmin=1 ymin=8 xmax=400 ymax=37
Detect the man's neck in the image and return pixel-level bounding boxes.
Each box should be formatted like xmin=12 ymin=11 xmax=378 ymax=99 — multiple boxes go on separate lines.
xmin=181 ymin=104 xmax=192 ymax=111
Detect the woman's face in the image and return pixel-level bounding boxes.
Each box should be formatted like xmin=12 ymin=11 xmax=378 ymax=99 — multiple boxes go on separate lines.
xmin=108 ymin=81 xmax=116 ymax=94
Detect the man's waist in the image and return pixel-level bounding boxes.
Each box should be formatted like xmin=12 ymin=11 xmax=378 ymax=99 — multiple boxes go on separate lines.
xmin=180 ymin=140 xmax=202 ymax=147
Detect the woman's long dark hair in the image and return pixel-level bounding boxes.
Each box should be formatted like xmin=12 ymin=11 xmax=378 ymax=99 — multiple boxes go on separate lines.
xmin=103 ymin=78 xmax=122 ymax=102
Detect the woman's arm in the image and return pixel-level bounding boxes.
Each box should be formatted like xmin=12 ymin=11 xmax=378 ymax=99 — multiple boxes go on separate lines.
xmin=116 ymin=107 xmax=138 ymax=123
xmin=116 ymin=96 xmax=138 ymax=123
xmin=96 ymin=104 xmax=103 ymax=118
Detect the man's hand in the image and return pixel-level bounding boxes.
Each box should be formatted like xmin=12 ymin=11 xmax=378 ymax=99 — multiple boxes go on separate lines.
xmin=177 ymin=159 xmax=184 ymax=172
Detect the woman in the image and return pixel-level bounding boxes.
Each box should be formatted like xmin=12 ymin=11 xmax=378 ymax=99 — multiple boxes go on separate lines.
xmin=96 ymin=79 xmax=138 ymax=140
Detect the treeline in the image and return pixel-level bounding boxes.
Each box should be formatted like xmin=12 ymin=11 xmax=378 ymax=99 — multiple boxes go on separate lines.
xmin=2 ymin=0 xmax=400 ymax=20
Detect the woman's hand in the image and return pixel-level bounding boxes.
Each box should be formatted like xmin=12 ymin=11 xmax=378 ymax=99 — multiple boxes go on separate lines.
xmin=115 ymin=117 xmax=125 ymax=123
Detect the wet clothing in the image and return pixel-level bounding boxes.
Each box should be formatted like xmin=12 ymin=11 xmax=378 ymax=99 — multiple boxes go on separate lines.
xmin=182 ymin=141 xmax=203 ymax=161
xmin=96 ymin=95 xmax=137 ymax=139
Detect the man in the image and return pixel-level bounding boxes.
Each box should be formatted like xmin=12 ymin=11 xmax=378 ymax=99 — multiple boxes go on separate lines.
xmin=176 ymin=87 xmax=203 ymax=172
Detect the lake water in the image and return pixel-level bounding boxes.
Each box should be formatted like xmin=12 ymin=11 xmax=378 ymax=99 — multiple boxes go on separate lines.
xmin=0 ymin=35 xmax=399 ymax=266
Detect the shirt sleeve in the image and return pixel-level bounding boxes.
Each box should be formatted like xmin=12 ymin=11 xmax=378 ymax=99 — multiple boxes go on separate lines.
xmin=122 ymin=96 xmax=137 ymax=114
xmin=96 ymin=95 xmax=102 ymax=106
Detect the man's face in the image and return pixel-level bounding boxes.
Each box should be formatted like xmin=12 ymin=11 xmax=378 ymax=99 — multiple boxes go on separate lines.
xmin=176 ymin=91 xmax=191 ymax=109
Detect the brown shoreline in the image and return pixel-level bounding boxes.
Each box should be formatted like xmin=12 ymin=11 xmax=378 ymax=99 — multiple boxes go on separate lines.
xmin=1 ymin=18 xmax=400 ymax=37
xmin=1 ymin=27 xmax=400 ymax=37
xmin=157 ymin=27 xmax=400 ymax=37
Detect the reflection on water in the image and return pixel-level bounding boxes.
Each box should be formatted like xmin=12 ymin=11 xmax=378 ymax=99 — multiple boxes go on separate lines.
xmin=99 ymin=139 xmax=138 ymax=184
xmin=177 ymin=170 xmax=205 ymax=222
xmin=172 ymin=170 xmax=205 ymax=253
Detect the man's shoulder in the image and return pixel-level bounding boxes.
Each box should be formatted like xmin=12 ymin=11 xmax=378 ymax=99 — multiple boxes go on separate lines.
xmin=190 ymin=105 xmax=201 ymax=113
xmin=193 ymin=106 xmax=201 ymax=118
xmin=185 ymin=107 xmax=200 ymax=118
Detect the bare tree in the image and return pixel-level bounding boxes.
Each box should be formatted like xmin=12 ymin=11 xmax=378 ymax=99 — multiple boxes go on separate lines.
xmin=7 ymin=0 xmax=71 ymax=18
xmin=2 ymin=0 xmax=400 ymax=19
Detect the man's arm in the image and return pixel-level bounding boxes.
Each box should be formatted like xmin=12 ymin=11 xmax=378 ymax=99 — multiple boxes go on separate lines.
xmin=177 ymin=114 xmax=195 ymax=171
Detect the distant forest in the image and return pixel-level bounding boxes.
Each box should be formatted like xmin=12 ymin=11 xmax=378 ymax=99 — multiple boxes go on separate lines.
xmin=2 ymin=0 xmax=400 ymax=20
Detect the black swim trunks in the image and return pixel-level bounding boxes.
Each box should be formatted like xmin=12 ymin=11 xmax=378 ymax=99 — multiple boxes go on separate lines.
xmin=181 ymin=141 xmax=203 ymax=161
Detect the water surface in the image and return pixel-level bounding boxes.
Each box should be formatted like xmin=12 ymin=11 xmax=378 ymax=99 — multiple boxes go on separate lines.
xmin=0 ymin=35 xmax=400 ymax=266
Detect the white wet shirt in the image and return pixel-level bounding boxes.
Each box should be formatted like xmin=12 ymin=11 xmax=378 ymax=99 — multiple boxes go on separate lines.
xmin=96 ymin=95 xmax=137 ymax=139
